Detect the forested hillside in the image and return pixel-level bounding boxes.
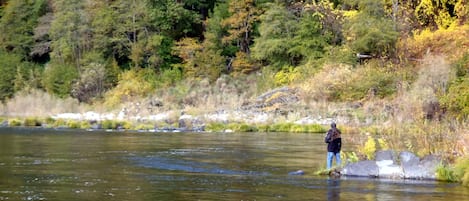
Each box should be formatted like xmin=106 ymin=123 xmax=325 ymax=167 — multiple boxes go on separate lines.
xmin=2 ymin=0 xmax=469 ymax=120
xmin=0 ymin=0 xmax=466 ymax=104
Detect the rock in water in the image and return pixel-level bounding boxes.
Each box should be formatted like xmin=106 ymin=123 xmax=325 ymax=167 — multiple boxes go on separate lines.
xmin=288 ymin=170 xmax=305 ymax=175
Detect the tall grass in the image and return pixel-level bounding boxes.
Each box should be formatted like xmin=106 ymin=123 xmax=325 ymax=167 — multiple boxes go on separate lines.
xmin=2 ymin=89 xmax=85 ymax=117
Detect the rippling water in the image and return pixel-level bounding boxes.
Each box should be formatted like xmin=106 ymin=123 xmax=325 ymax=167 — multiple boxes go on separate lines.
xmin=0 ymin=127 xmax=467 ymax=201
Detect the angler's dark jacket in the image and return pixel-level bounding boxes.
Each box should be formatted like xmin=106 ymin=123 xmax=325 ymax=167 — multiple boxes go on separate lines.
xmin=325 ymin=128 xmax=342 ymax=154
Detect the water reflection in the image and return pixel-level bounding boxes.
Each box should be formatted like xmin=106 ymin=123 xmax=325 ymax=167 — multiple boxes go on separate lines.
xmin=327 ymin=178 xmax=341 ymax=201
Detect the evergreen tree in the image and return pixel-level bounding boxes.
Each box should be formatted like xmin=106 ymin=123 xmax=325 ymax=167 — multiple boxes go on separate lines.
xmin=147 ymin=0 xmax=201 ymax=39
xmin=0 ymin=51 xmax=21 ymax=101
xmin=251 ymin=3 xmax=298 ymax=68
xmin=0 ymin=0 xmax=47 ymax=59
xmin=344 ymin=0 xmax=398 ymax=57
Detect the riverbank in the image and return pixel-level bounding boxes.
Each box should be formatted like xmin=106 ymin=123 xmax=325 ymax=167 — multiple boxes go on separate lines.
xmin=0 ymin=111 xmax=330 ymax=133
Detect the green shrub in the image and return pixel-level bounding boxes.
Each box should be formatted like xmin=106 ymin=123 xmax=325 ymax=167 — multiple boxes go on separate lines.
xmin=453 ymin=52 xmax=469 ymax=77
xmin=237 ymin=123 xmax=258 ymax=132
xmin=436 ymin=158 xmax=469 ymax=185
xmin=52 ymin=119 xmax=67 ymax=127
xmin=80 ymin=121 xmax=91 ymax=129
xmin=436 ymin=164 xmax=458 ymax=182
xmin=102 ymin=120 xmax=117 ymax=129
xmin=440 ymin=77 xmax=469 ymax=120
xmin=226 ymin=123 xmax=240 ymax=131
xmin=118 ymin=121 xmax=134 ymax=130
xmin=257 ymin=124 xmax=270 ymax=132
xmin=134 ymin=123 xmax=154 ymax=131
xmin=66 ymin=120 xmax=81 ymax=129
xmin=305 ymin=124 xmax=327 ymax=133
xmin=9 ymin=119 xmax=22 ymax=127
xmin=268 ymin=123 xmax=294 ymax=132
xmin=44 ymin=117 xmax=55 ymax=124
xmin=205 ymin=122 xmax=226 ymax=132
xmin=23 ymin=117 xmax=42 ymax=127
xmin=454 ymin=157 xmax=469 ymax=186
xmin=42 ymin=62 xmax=78 ymax=98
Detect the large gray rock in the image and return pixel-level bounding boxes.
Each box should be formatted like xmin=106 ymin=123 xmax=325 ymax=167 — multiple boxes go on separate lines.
xmin=400 ymin=152 xmax=439 ymax=179
xmin=376 ymin=160 xmax=403 ymax=178
xmin=400 ymin=151 xmax=420 ymax=167
xmin=375 ymin=150 xmax=395 ymax=161
xmin=342 ymin=160 xmax=379 ymax=177
xmin=400 ymin=151 xmax=421 ymax=178
xmin=375 ymin=150 xmax=403 ymax=178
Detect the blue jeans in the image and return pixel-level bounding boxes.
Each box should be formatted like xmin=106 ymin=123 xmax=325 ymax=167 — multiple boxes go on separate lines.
xmin=327 ymin=152 xmax=341 ymax=169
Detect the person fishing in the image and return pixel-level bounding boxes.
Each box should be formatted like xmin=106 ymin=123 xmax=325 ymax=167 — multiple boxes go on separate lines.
xmin=325 ymin=122 xmax=342 ymax=169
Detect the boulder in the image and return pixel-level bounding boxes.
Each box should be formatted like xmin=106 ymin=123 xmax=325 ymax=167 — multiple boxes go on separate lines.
xmin=376 ymin=160 xmax=403 ymax=178
xmin=400 ymin=151 xmax=421 ymax=179
xmin=401 ymin=154 xmax=440 ymax=180
xmin=375 ymin=150 xmax=395 ymax=161
xmin=342 ymin=160 xmax=379 ymax=177
xmin=375 ymin=150 xmax=403 ymax=178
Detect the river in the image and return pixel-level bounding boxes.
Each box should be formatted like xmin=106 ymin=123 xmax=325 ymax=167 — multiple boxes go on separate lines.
xmin=0 ymin=127 xmax=467 ymax=201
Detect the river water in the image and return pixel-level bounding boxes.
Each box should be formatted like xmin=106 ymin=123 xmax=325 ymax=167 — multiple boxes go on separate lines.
xmin=0 ymin=128 xmax=467 ymax=201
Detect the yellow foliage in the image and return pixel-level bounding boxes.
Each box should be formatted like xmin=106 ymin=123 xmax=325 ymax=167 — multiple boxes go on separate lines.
xmin=377 ymin=138 xmax=389 ymax=150
xmin=360 ymin=136 xmax=376 ymax=160
xmin=401 ymin=25 xmax=469 ymax=61
xmin=104 ymin=69 xmax=154 ymax=108
xmin=173 ymin=38 xmax=203 ymax=78
xmin=232 ymin=51 xmax=259 ymax=75
xmin=274 ymin=67 xmax=300 ymax=86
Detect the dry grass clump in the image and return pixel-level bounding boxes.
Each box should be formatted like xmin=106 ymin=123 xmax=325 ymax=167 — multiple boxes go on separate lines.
xmin=301 ymin=60 xmax=405 ymax=104
xmin=392 ymin=54 xmax=454 ymax=123
xmin=159 ymin=75 xmax=259 ymax=114
xmin=1 ymin=89 xmax=85 ymax=117
xmin=299 ymin=63 xmax=353 ymax=102
xmin=457 ymin=126 xmax=469 ymax=156
xmin=379 ymin=120 xmax=461 ymax=159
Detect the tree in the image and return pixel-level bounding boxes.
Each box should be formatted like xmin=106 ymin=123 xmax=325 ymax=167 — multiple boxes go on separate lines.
xmin=455 ymin=0 xmax=469 ymax=24
xmin=289 ymin=11 xmax=332 ymax=63
xmin=251 ymin=3 xmax=298 ymax=68
xmin=0 ymin=51 xmax=21 ymax=101
xmin=49 ymin=0 xmax=89 ymax=67
xmin=195 ymin=1 xmax=231 ymax=79
xmin=147 ymin=0 xmax=201 ymax=39
xmin=173 ymin=37 xmax=203 ymax=78
xmin=415 ymin=0 xmax=458 ymax=29
xmin=42 ymin=62 xmax=78 ymax=98
xmin=222 ymin=0 xmax=261 ymax=54
xmin=344 ymin=0 xmax=398 ymax=57
xmin=0 ymin=0 xmax=47 ymax=59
